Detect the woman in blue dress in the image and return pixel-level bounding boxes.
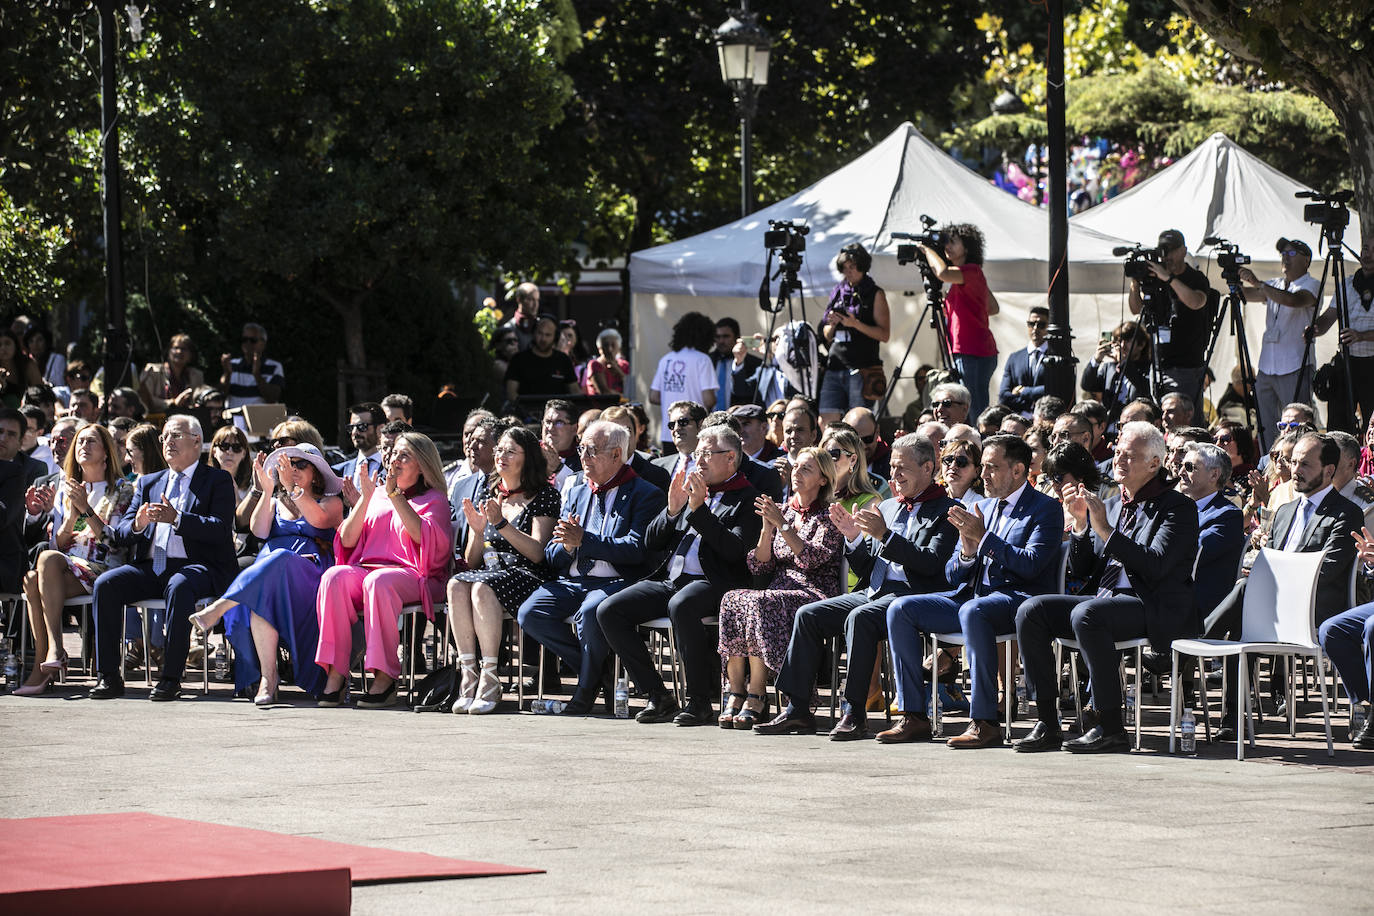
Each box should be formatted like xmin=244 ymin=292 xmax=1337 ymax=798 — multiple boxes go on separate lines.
xmin=191 ymin=443 xmax=344 ymax=705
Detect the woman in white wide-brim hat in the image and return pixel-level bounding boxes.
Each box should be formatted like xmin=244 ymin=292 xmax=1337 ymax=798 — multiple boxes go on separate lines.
xmin=190 ymin=443 xmax=344 ymax=705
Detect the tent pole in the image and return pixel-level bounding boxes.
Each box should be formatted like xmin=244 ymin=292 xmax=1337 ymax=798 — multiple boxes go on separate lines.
xmin=1044 ymin=0 xmax=1075 ymax=401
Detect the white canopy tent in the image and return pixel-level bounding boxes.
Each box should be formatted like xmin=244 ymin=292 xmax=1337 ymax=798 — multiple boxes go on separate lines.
xmin=628 ymin=122 xmax=1138 ymax=425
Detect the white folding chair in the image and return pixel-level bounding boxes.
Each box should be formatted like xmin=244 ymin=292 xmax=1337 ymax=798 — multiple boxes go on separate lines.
xmin=18 ymin=593 xmax=96 ymax=683
xmin=1169 ymin=548 xmax=1332 ymax=760
xmin=1053 ymin=636 xmax=1148 ymax=750
xmin=927 ymin=631 xmax=1016 ymax=741
xmin=130 ymin=597 xmax=213 ymax=693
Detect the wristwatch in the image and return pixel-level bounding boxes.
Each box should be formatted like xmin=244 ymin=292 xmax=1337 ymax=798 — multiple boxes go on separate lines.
xmin=780 ymin=522 xmax=793 ymax=534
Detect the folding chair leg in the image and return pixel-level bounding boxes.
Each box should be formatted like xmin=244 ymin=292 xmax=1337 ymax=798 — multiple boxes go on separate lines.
xmin=929 ymin=635 xmax=941 ymax=739
xmin=1003 ymin=640 xmax=1012 ymax=742
xmin=1169 ymin=650 xmax=1179 ymax=754
xmin=830 ymin=636 xmax=841 ymax=724
xmin=1238 ymin=651 xmax=1249 ymax=762
xmin=667 ymin=627 xmax=682 ymax=706
xmin=141 ymin=607 xmax=153 ymax=686
xmin=1133 ymin=645 xmax=1142 ymax=750
xmin=514 ymin=620 xmax=525 ymax=709
xmin=1318 ymin=651 xmax=1334 ymax=757
xmin=1197 ymin=656 xmax=1212 ymax=744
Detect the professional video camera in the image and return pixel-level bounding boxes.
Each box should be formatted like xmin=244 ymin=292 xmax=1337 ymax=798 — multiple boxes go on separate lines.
xmin=764 ymin=219 xmax=809 ymax=258
xmin=1203 ymin=236 xmax=1251 ymax=284
xmin=893 ymin=215 xmax=946 ymax=265
xmin=1114 ymin=243 xmax=1163 ymax=282
xmin=1299 ymin=189 xmax=1353 ymax=234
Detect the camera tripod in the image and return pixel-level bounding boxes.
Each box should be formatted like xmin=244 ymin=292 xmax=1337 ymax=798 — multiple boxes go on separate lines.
xmin=758 ymin=247 xmax=816 ymax=401
xmin=1200 ymin=269 xmax=1258 ymax=433
xmin=1304 ymin=233 xmax=1363 ymax=435
xmin=875 ymin=255 xmax=957 ymax=421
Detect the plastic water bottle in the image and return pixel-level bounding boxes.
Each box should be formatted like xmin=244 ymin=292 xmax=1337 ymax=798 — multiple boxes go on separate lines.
xmin=614 ymin=676 xmax=629 ymax=719
xmin=530 ymin=699 xmax=565 ymax=715
xmin=424 ymin=633 xmax=435 ymax=672
xmin=1 ymin=639 xmax=15 ymax=686
xmin=214 ymin=644 xmax=229 ymax=681
xmin=1015 ymin=674 xmax=1030 ymax=718
xmin=1179 ymin=707 xmax=1197 ymax=755
xmin=1351 ymin=703 xmax=1368 ymax=742
xmin=1124 ymin=684 xmax=1137 ymax=727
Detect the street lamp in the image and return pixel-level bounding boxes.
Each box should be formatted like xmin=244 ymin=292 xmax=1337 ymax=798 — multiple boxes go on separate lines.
xmin=715 ymin=4 xmax=771 ymax=218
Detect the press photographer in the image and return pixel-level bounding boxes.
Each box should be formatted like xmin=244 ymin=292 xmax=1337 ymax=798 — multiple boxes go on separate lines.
xmin=1125 ymin=229 xmax=1213 ymax=404
xmin=1236 ymin=237 xmax=1320 ymax=451
xmin=918 ymin=223 xmax=999 ymax=418
xmin=1314 ymin=236 xmax=1374 ymax=430
xmin=818 ymin=243 xmax=891 ymax=425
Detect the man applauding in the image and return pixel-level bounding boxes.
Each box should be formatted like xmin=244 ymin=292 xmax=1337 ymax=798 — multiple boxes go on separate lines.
xmin=1015 ymin=422 xmax=1199 ymax=753
xmin=756 ymin=434 xmax=957 ymax=739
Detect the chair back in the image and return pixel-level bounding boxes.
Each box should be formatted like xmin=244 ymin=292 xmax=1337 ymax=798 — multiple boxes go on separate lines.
xmin=838 ymin=554 xmax=850 ymax=596
xmin=1239 ymin=548 xmax=1326 ymax=647
xmin=1056 ymin=541 xmax=1071 ymax=594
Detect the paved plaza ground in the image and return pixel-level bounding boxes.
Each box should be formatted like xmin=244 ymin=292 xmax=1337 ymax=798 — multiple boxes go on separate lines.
xmin=3 ymin=665 xmax=1370 ymax=915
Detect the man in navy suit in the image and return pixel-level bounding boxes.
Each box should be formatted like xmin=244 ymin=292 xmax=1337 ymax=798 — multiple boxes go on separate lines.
xmin=1016 ymin=422 xmax=1200 ymax=753
xmin=1180 ymin=442 xmax=1246 ymax=618
xmin=448 ymin=415 xmax=510 ymax=552
xmin=517 ymin=420 xmax=666 ymax=714
xmin=596 ymin=425 xmax=761 ymax=725
xmin=332 ymin=402 xmax=385 ymax=496
xmin=88 ymin=415 xmax=237 ymax=700
xmin=998 ymin=307 xmax=1051 ymax=415
xmin=883 ymin=435 xmax=1063 ymax=747
xmin=757 ymin=434 xmax=958 ymax=740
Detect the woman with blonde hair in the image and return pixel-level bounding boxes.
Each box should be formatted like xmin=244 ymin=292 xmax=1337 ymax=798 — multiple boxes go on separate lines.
xmin=138 ymin=333 xmax=204 ymax=414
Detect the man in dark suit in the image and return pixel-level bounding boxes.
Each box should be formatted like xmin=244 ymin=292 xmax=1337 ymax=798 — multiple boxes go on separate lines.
xmin=1015 ymin=422 xmax=1200 ymax=753
xmin=882 ymin=435 xmax=1063 ymax=747
xmin=1202 ymin=432 xmax=1362 ymax=739
xmin=447 ymin=415 xmax=511 ymax=552
xmin=1180 ymin=442 xmax=1246 ymax=618
xmin=597 ymin=425 xmax=761 ymax=725
xmin=713 ymin=317 xmax=763 ymax=407
xmin=652 ymin=400 xmax=707 ymax=481
xmin=0 ymin=408 xmax=28 ymax=595
xmin=757 ymin=433 xmax=958 ymax=740
xmin=517 ymin=420 xmax=667 ymax=714
xmin=999 ymin=306 xmax=1051 ymax=414
xmin=332 ymin=401 xmax=385 ymax=489
xmin=88 ymin=415 xmax=238 ymax=700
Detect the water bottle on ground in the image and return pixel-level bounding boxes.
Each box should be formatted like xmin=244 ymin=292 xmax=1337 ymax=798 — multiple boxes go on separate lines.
xmin=1179 ymin=707 xmax=1197 ymax=755
xmin=1016 ymin=674 xmax=1029 ymax=718
xmin=214 ymin=644 xmax=229 ymax=681
xmin=530 ymin=699 xmax=565 ymax=714
xmin=1124 ymin=684 xmax=1137 ymax=727
xmin=1 ymin=638 xmax=15 ymax=687
xmin=614 ymin=676 xmax=629 ymax=719
xmin=423 ymin=633 xmax=435 ymax=672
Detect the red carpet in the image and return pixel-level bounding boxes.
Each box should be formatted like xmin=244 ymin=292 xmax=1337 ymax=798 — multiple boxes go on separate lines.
xmin=0 ymin=812 xmax=541 ymax=914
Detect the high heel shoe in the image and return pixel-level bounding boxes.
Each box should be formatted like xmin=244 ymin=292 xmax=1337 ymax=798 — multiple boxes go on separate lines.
xmin=719 ymin=691 xmax=745 ymax=728
xmin=14 ymin=669 xmax=58 ymax=696
xmin=317 ymin=680 xmax=351 ymax=707
xmin=733 ymin=692 xmax=769 ymax=730
xmin=451 ymin=658 xmax=480 ymax=714
xmin=467 ymin=663 xmax=502 ymax=715
xmin=254 ymin=677 xmax=279 ymax=707
xmin=39 ymin=649 xmax=69 ymax=675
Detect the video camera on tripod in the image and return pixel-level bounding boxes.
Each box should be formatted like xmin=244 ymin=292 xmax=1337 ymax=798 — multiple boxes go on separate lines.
xmin=1298 ymin=189 xmax=1354 ymax=236
xmin=1202 ymin=237 xmax=1252 ymax=284
xmin=1114 ymin=243 xmax=1163 ymax=282
xmin=892 ymin=215 xmax=945 ymax=265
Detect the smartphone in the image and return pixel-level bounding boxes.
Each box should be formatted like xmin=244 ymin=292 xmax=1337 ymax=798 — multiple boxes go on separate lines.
xmin=1099 ymin=331 xmax=1113 ymax=343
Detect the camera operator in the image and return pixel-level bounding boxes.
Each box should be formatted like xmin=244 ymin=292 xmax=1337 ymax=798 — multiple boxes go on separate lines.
xmin=919 ymin=224 xmax=1000 ymax=419
xmin=1314 ymin=236 xmax=1374 ymax=431
xmin=1127 ymin=229 xmax=1213 ymax=404
xmin=1080 ymin=321 xmax=1152 ymax=423
xmin=818 ymin=243 xmax=891 ymax=426
xmin=1237 ymin=237 xmax=1320 ymax=452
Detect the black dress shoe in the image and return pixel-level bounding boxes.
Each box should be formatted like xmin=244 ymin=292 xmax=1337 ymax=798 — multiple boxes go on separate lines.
xmin=1215 ymin=715 xmax=1238 ymax=743
xmin=149 ymin=679 xmax=182 ymax=702
xmin=828 ymin=712 xmax=868 ymax=741
xmin=88 ymin=674 xmax=126 ymax=700
xmin=1062 ymin=726 xmax=1130 ymax=753
xmin=753 ymin=706 xmax=817 ymax=735
xmin=559 ymin=694 xmax=595 ymax=716
xmin=1013 ymin=721 xmax=1064 ymax=753
xmin=673 ymin=698 xmax=715 ymax=727
xmin=635 ymin=693 xmax=681 ymax=724
xmin=1355 ymin=717 xmax=1374 ymax=749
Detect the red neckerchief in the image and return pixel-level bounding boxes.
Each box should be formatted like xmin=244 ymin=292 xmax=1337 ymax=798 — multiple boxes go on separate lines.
xmin=588 ymin=463 xmax=638 ymax=495
xmin=496 ymin=480 xmax=525 ymax=498
xmin=558 ymin=447 xmax=578 ymax=462
xmin=787 ymin=495 xmax=824 ymax=515
xmin=708 ymin=472 xmax=751 ymax=495
xmin=899 ymin=481 xmax=947 ymax=510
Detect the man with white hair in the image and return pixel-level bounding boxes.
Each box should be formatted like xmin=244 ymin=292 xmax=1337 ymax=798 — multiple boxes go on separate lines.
xmin=88 ymin=415 xmax=238 ymax=700
xmin=1178 ymin=442 xmax=1246 ymax=621
xmin=517 ymin=420 xmax=666 ymax=715
xmin=1015 ymin=421 xmax=1200 ymax=753
xmin=929 ymin=382 xmax=971 ymax=428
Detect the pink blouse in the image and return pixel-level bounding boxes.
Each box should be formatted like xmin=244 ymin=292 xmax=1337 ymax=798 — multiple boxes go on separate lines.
xmin=336 ymin=487 xmax=454 ymax=618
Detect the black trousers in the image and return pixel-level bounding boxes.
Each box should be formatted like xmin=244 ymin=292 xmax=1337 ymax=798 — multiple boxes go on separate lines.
xmin=596 ymin=577 xmax=726 ymax=703
xmin=1017 ymin=593 xmax=1148 ymax=734
xmin=93 ymin=559 xmax=228 ymax=682
xmin=774 ymin=592 xmax=897 ymax=716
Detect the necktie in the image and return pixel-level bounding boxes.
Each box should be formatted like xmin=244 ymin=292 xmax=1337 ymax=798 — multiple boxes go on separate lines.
xmin=1096 ymin=500 xmax=1147 ymax=597
xmin=717 ymin=358 xmax=732 ymax=406
xmin=152 ymin=472 xmax=183 ymax=575
xmin=577 ymin=489 xmax=608 ymax=576
xmin=975 ymin=500 xmax=1009 ymax=595
xmin=1282 ymin=498 xmax=1314 ymax=552
xmin=868 ymin=504 xmax=912 ymax=596
xmin=668 ymin=526 xmax=696 ymax=583
xmin=1029 ymin=348 xmax=1042 ymax=379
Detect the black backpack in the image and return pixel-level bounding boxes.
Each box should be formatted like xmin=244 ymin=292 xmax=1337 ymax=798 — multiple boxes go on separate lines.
xmin=410 ymin=663 xmax=459 ymax=713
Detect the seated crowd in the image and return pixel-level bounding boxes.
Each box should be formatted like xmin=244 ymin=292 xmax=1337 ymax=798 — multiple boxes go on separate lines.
xmin=5 ymin=319 xmax=1374 ymax=759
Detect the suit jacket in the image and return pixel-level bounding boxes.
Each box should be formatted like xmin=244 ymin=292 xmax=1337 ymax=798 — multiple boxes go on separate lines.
xmin=742 ymin=456 xmax=784 ymax=502
xmin=722 ymin=352 xmax=764 ymax=406
xmin=652 ymin=452 xmax=690 ymax=480
xmin=0 ymin=458 xmax=25 ymax=591
xmin=447 ymin=470 xmax=489 ymax=555
xmin=333 ymin=450 xmax=382 ymax=483
xmin=1068 ymin=482 xmax=1200 ymax=650
xmin=22 ymin=455 xmax=47 ymax=488
xmin=1269 ymin=488 xmax=1362 ymax=617
xmin=644 ymin=483 xmax=761 ymax=588
xmin=945 ymin=484 xmax=1063 ymax=598
xmin=999 ymin=346 xmax=1048 ymax=413
xmin=546 ymin=472 xmax=666 ymax=580
xmin=108 ymin=463 xmax=238 ymax=580
xmin=1194 ymin=491 xmax=1245 ymax=619
xmin=752 ymin=442 xmax=784 ymax=465
xmin=848 ymin=495 xmax=959 ymax=597
xmin=632 ymin=452 xmax=671 ymax=492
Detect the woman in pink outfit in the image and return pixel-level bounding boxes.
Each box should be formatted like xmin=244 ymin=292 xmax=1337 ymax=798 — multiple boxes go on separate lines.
xmin=315 ymin=431 xmax=453 ymax=708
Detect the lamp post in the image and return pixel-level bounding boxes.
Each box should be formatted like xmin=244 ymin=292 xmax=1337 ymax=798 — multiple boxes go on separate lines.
xmin=715 ymin=4 xmax=771 ymax=218
xmin=97 ymin=0 xmax=132 ymax=415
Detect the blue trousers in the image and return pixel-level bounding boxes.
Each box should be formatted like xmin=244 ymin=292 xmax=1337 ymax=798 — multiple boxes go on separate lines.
xmin=1318 ymin=602 xmax=1374 ymax=705
xmin=887 ymin=589 xmax=1021 ymax=720
xmin=517 ymin=577 xmax=631 ymax=694
xmin=954 ymin=353 xmax=997 ymax=420
xmin=93 ymin=559 xmax=226 ymax=682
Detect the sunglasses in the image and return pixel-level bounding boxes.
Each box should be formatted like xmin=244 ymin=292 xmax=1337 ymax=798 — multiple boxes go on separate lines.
xmin=214 ymin=442 xmax=245 ymax=453
xmin=826 ymin=448 xmax=852 ymax=461
xmin=942 ymin=455 xmax=971 ymax=469
xmin=1180 ymin=461 xmax=1198 ymax=473
xmin=287 ymin=458 xmax=312 ymax=471
xmin=270 ymin=438 xmax=296 ymax=450
xmin=859 ymin=433 xmax=876 ymax=444
xmin=1281 ymin=248 xmax=1303 ymax=257
xmin=1213 ymin=435 xmax=1233 ymax=446
xmin=1027 ymin=320 xmax=1047 ymax=328
xmin=668 ymin=418 xmax=697 ymax=430
xmin=766 ymin=412 xmax=785 ymax=421
xmin=931 ymin=399 xmax=963 ymax=409
xmin=1276 ymin=421 xmax=1304 ymax=430
xmin=348 ymin=422 xmax=376 ymax=433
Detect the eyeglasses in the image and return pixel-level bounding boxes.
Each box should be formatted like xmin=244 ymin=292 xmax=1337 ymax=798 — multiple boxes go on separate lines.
xmin=942 ymin=455 xmax=971 ymax=469
xmin=1276 ymin=420 xmax=1304 ymax=430
xmin=692 ymin=448 xmax=731 ymax=461
xmin=543 ymin=418 xmax=570 ymax=428
xmin=826 ymin=448 xmax=853 ymax=461
xmin=348 ymin=422 xmax=376 ymax=433
xmin=765 ymin=412 xmax=785 ymax=421
xmin=1213 ymin=434 xmax=1234 ymax=446
xmin=667 ymin=418 xmax=698 ymax=430
xmin=287 ymin=458 xmax=312 ymax=471
xmin=493 ymin=446 xmax=522 ymax=458
xmin=931 ymin=399 xmax=964 ymax=409
xmin=214 ymin=442 xmax=245 ymax=453
xmin=160 ymin=431 xmax=193 ymax=443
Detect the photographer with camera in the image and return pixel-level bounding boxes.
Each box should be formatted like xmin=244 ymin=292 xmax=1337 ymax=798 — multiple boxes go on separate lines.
xmin=1237 ymin=238 xmax=1320 ymax=452
xmin=919 ymin=224 xmax=999 ymax=418
xmin=818 ymin=244 xmax=891 ymax=425
xmin=1126 ymin=229 xmax=1213 ymax=405
xmin=1314 ymin=236 xmax=1374 ymax=432
xmin=1080 ymin=321 xmax=1152 ymax=423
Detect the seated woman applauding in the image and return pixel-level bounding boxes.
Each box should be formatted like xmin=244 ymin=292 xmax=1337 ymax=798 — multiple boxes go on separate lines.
xmin=314 ymin=431 xmax=454 ymax=708
xmin=16 ymin=423 xmax=133 ymax=695
xmin=939 ymin=438 xmax=983 ymax=507
xmin=189 ymin=444 xmax=344 ymax=705
xmin=446 ymin=425 xmax=560 ymax=714
xmin=717 ymin=447 xmax=843 ymax=727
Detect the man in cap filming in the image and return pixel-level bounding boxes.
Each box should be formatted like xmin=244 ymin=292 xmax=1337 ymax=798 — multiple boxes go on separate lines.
xmin=1127 ymin=229 xmax=1215 ymax=407
xmin=1237 ymin=237 xmax=1320 ymax=452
